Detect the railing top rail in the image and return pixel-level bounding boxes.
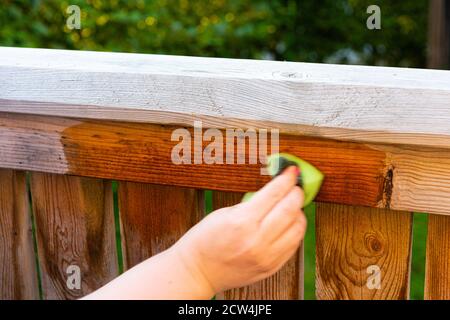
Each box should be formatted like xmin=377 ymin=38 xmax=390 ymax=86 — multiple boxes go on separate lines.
xmin=1 ymin=46 xmax=450 ymax=148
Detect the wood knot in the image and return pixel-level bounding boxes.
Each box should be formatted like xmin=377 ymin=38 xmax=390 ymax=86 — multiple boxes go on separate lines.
xmin=364 ymin=232 xmax=384 ymax=254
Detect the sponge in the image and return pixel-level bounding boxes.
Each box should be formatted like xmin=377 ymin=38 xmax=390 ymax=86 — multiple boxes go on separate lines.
xmin=242 ymin=153 xmax=324 ymax=207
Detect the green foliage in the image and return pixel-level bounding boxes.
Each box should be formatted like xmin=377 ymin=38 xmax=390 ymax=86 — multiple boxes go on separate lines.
xmin=1 ymin=0 xmax=427 ymax=67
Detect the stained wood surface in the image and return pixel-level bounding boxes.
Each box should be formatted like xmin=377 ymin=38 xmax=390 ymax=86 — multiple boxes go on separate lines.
xmin=30 ymin=173 xmax=118 ymax=299
xmin=315 ymin=203 xmax=413 ymax=300
xmin=425 ymin=214 xmax=450 ymax=299
xmin=119 ymin=182 xmax=204 ymax=269
xmin=0 ymin=169 xmax=39 ymax=299
xmin=213 ymin=191 xmax=303 ymax=299
xmin=2 ymin=113 xmax=450 ymax=214
xmin=1 ymin=47 xmax=450 ymax=148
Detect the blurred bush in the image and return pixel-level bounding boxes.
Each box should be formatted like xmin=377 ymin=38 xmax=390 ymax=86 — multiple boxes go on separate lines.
xmin=1 ymin=0 xmax=427 ymax=67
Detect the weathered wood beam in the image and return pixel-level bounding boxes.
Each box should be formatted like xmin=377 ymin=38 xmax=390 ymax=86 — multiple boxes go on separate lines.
xmin=1 ymin=47 xmax=450 ymax=148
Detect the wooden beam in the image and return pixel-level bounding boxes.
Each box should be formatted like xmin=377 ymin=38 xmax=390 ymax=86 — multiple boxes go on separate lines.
xmin=1 ymin=47 xmax=450 ymax=148
xmin=2 ymin=113 xmax=450 ymax=215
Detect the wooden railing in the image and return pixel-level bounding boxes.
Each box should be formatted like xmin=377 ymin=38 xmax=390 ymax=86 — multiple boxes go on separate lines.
xmin=1 ymin=47 xmax=450 ymax=300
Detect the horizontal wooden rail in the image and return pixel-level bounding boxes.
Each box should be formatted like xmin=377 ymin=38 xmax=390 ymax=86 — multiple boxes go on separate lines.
xmin=1 ymin=47 xmax=450 ymax=149
xmin=1 ymin=112 xmax=450 ymax=214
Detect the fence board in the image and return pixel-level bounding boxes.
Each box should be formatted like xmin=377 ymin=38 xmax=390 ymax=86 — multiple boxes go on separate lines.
xmin=119 ymin=183 xmax=204 ymax=270
xmin=0 ymin=169 xmax=39 ymax=299
xmin=425 ymin=214 xmax=450 ymax=299
xmin=315 ymin=203 xmax=412 ymax=300
xmin=30 ymin=173 xmax=118 ymax=299
xmin=213 ymin=191 xmax=303 ymax=300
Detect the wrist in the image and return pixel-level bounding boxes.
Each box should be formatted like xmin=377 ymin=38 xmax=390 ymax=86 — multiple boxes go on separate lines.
xmin=168 ymin=244 xmax=216 ymax=299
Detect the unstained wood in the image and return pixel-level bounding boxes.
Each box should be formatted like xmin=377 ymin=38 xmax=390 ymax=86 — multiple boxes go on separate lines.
xmin=1 ymin=47 xmax=450 ymax=148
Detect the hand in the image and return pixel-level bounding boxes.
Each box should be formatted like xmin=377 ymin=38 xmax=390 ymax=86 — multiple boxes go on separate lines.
xmin=172 ymin=166 xmax=306 ymax=294
xmin=83 ymin=166 xmax=305 ymax=300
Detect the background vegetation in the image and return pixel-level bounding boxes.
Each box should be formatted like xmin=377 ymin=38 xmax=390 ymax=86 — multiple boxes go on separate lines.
xmin=1 ymin=0 xmax=430 ymax=299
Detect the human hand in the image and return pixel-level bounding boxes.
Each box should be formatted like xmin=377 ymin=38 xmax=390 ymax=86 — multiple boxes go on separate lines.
xmin=172 ymin=166 xmax=306 ymax=295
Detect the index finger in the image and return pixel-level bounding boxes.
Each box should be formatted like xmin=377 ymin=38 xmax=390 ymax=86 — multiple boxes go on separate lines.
xmin=244 ymin=166 xmax=299 ymax=220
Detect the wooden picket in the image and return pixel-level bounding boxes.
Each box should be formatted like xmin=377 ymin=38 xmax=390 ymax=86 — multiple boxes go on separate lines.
xmin=425 ymin=214 xmax=450 ymax=299
xmin=0 ymin=169 xmax=38 ymax=299
xmin=30 ymin=173 xmax=118 ymax=299
xmin=315 ymin=203 xmax=413 ymax=300
xmin=119 ymin=183 xmax=204 ymax=270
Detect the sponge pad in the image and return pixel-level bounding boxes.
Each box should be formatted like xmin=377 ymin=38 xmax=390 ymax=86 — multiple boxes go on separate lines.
xmin=242 ymin=153 xmax=324 ymax=208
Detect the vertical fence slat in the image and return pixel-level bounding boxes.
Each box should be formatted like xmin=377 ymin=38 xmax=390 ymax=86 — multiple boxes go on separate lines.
xmin=0 ymin=169 xmax=39 ymax=299
xmin=315 ymin=203 xmax=413 ymax=300
xmin=119 ymin=182 xmax=204 ymax=270
xmin=30 ymin=173 xmax=118 ymax=299
xmin=213 ymin=191 xmax=304 ymax=300
xmin=425 ymin=214 xmax=450 ymax=299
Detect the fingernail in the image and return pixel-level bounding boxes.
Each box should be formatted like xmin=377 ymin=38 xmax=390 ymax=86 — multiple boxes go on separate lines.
xmin=284 ymin=166 xmax=298 ymax=176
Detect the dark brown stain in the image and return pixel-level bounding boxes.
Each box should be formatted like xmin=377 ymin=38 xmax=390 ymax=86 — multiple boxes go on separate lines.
xmin=383 ymin=166 xmax=394 ymax=209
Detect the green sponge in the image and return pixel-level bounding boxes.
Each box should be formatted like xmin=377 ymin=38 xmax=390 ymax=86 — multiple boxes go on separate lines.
xmin=242 ymin=153 xmax=324 ymax=207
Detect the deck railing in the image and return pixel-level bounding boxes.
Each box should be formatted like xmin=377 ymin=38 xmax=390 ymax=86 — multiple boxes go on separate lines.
xmin=1 ymin=47 xmax=450 ymax=299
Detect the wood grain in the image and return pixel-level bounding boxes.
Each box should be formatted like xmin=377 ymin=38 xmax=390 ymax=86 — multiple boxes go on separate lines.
xmin=0 ymin=169 xmax=39 ymax=299
xmin=0 ymin=112 xmax=386 ymax=207
xmin=2 ymin=113 xmax=450 ymax=214
xmin=315 ymin=203 xmax=413 ymax=300
xmin=213 ymin=191 xmax=303 ymax=300
xmin=1 ymin=47 xmax=450 ymax=148
xmin=425 ymin=214 xmax=450 ymax=299
xmin=119 ymin=182 xmax=204 ymax=269
xmin=30 ymin=173 xmax=118 ymax=299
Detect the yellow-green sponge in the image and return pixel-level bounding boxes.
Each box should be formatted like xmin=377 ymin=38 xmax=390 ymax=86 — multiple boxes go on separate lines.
xmin=242 ymin=153 xmax=324 ymax=207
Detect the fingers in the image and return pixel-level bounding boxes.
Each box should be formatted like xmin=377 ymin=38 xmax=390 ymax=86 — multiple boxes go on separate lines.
xmin=259 ymin=186 xmax=304 ymax=242
xmin=269 ymin=215 xmax=306 ymax=265
xmin=255 ymin=217 xmax=306 ymax=279
xmin=244 ymin=166 xmax=299 ymax=221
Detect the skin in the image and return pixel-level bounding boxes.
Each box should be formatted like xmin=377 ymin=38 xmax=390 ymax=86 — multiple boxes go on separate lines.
xmin=83 ymin=166 xmax=306 ymax=299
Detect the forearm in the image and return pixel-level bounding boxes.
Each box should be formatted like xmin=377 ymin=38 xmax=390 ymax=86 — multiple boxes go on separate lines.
xmin=82 ymin=247 xmax=215 ymax=300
